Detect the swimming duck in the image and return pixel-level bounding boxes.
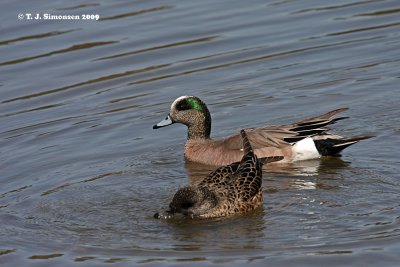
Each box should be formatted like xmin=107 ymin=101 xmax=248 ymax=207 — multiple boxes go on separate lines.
xmin=154 ymin=130 xmax=283 ymax=219
xmin=153 ymin=96 xmax=372 ymax=166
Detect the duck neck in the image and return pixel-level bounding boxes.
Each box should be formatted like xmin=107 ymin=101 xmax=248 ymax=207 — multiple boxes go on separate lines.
xmin=187 ymin=113 xmax=211 ymax=141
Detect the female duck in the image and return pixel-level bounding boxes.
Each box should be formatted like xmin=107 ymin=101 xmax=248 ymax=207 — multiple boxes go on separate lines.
xmin=154 ymin=130 xmax=283 ymax=219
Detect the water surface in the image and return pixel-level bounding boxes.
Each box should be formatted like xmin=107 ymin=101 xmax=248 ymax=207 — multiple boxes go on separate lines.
xmin=1 ymin=0 xmax=400 ymax=266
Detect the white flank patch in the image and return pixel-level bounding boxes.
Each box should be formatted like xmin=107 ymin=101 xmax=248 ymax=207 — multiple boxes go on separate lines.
xmin=292 ymin=137 xmax=321 ymax=161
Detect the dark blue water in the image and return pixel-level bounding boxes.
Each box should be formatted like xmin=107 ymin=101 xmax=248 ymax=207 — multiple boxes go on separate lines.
xmin=1 ymin=0 xmax=400 ymax=266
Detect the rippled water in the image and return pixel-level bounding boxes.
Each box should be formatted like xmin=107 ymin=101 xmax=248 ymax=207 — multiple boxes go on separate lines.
xmin=1 ymin=0 xmax=400 ymax=266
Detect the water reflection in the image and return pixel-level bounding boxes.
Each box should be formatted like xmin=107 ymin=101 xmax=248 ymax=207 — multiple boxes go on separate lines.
xmin=0 ymin=41 xmax=117 ymax=66
xmin=96 ymin=36 xmax=219 ymax=61
xmin=327 ymin=22 xmax=400 ymax=36
xmin=57 ymin=3 xmax=100 ymax=11
xmin=99 ymin=6 xmax=174 ymax=21
xmin=291 ymin=179 xmax=317 ymax=190
xmin=185 ymin=156 xmax=350 ymax=183
xmin=29 ymin=253 xmax=64 ymax=260
xmin=293 ymin=0 xmax=382 ymax=13
xmin=0 ymin=249 xmax=16 ymax=256
xmin=165 ymin=209 xmax=266 ymax=251
xmin=355 ymin=7 xmax=400 ymax=16
xmin=0 ymin=29 xmax=77 ymax=46
xmin=2 ymin=64 xmax=168 ymax=103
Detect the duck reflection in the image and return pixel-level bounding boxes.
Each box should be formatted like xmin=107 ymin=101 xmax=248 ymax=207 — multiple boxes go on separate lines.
xmin=165 ymin=208 xmax=267 ymax=251
xmin=185 ymin=156 xmax=350 ymax=190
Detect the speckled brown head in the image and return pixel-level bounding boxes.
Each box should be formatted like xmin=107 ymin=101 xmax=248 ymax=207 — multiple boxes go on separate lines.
xmin=167 ymin=186 xmax=218 ymax=218
xmin=153 ymin=96 xmax=211 ymax=140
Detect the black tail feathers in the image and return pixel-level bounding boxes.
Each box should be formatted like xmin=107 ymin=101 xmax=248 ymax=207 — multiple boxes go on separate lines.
xmin=314 ymin=135 xmax=373 ymax=156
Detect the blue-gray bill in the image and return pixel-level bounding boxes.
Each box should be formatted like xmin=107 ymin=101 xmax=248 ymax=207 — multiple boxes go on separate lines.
xmin=153 ymin=114 xmax=174 ymax=129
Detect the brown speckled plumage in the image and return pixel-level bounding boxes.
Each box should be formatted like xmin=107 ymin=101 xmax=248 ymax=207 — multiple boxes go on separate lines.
xmin=154 ymin=130 xmax=283 ymax=219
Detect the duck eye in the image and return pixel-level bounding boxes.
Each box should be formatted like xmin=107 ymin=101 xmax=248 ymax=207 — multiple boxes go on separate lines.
xmin=180 ymin=202 xmax=194 ymax=209
xmin=176 ymin=100 xmax=191 ymax=111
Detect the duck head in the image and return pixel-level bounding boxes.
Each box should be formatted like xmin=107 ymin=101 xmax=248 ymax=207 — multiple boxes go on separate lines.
xmin=153 ymin=96 xmax=212 ymax=140
xmin=154 ymin=186 xmax=218 ymax=219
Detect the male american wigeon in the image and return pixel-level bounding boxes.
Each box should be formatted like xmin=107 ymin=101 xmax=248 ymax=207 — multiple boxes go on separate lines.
xmin=153 ymin=96 xmax=372 ymax=166
xmin=154 ymin=130 xmax=283 ymax=219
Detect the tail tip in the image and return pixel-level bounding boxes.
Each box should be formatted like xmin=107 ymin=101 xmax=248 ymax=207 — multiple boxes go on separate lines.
xmin=240 ymin=129 xmax=254 ymax=154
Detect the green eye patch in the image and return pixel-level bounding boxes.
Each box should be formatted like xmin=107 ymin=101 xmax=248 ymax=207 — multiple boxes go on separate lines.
xmin=187 ymin=97 xmax=205 ymax=112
